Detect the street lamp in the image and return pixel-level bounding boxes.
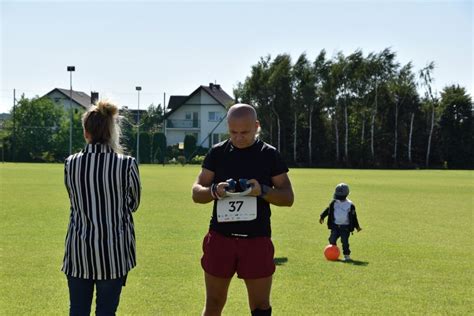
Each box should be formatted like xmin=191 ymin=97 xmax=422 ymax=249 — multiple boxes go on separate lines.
xmin=136 ymin=86 xmax=142 ymax=164
xmin=67 ymin=66 xmax=75 ymax=155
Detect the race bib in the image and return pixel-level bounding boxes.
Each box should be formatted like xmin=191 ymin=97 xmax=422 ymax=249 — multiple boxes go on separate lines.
xmin=216 ymin=196 xmax=257 ymax=223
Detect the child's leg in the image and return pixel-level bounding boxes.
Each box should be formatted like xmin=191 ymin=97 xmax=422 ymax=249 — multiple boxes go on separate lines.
xmin=328 ymin=229 xmax=340 ymax=245
xmin=340 ymin=229 xmax=351 ymax=255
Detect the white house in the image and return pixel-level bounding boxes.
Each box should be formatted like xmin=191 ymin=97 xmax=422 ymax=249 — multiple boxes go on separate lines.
xmin=43 ymin=88 xmax=98 ymax=112
xmin=164 ymin=84 xmax=234 ymax=148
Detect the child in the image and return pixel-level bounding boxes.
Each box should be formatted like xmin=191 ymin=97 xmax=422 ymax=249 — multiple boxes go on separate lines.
xmin=319 ymin=183 xmax=362 ymax=261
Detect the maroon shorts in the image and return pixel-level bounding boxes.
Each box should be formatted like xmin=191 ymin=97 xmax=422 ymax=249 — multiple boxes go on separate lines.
xmin=201 ymin=230 xmax=275 ymax=279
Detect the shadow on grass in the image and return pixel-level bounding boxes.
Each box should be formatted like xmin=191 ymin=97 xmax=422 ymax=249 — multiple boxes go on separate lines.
xmin=337 ymin=259 xmax=369 ymax=266
xmin=274 ymin=257 xmax=288 ymax=266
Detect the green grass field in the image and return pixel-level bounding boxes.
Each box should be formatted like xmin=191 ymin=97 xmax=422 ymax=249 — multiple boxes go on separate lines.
xmin=0 ymin=164 xmax=473 ymax=315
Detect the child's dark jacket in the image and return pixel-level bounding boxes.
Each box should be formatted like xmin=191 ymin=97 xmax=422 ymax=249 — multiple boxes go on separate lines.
xmin=320 ymin=200 xmax=361 ymax=232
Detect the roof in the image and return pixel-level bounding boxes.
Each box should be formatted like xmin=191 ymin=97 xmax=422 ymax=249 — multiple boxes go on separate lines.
xmin=200 ymin=84 xmax=234 ymax=107
xmin=167 ymin=96 xmax=188 ymax=110
xmin=164 ymin=84 xmax=234 ymax=119
xmin=44 ymin=88 xmax=92 ymax=109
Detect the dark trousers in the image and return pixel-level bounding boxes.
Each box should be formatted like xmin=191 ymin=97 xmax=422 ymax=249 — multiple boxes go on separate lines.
xmin=329 ymin=225 xmax=351 ymax=255
xmin=67 ymin=275 xmax=125 ymax=316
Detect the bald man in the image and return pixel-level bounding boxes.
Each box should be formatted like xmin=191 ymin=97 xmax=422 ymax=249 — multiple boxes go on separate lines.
xmin=192 ymin=104 xmax=294 ymax=316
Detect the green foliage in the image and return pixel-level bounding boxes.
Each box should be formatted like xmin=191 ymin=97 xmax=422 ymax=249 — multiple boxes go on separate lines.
xmin=438 ymin=85 xmax=473 ymax=168
xmin=184 ymin=134 xmax=197 ymax=160
xmin=141 ymin=103 xmax=164 ymax=131
xmin=138 ymin=132 xmax=151 ymax=163
xmin=0 ymin=164 xmax=473 ymax=314
xmin=0 ymin=50 xmax=471 ymax=168
xmin=189 ymin=155 xmax=205 ymax=165
xmin=53 ymin=111 xmax=85 ymax=160
xmin=177 ymin=155 xmax=186 ymax=165
xmin=153 ymin=133 xmax=167 ymax=163
xmin=9 ymin=96 xmax=66 ymax=161
xmin=234 ymin=48 xmax=471 ymax=168
xmin=117 ymin=105 xmax=166 ymax=162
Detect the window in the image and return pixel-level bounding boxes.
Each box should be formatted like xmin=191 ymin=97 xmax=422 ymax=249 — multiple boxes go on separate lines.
xmin=208 ymin=111 xmax=223 ymax=122
xmin=212 ymin=133 xmax=220 ymax=144
xmin=208 ymin=133 xmax=221 ymax=147
xmin=185 ymin=112 xmax=192 ymax=120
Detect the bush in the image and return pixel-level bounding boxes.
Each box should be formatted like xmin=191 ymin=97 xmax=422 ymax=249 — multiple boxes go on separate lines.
xmin=177 ymin=155 xmax=186 ymax=165
xmin=190 ymin=155 xmax=205 ymax=165
xmin=184 ymin=135 xmax=197 ymax=159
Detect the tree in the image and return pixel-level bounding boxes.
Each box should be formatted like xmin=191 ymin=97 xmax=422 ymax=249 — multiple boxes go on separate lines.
xmin=366 ymin=49 xmax=398 ymax=163
xmin=142 ymin=104 xmax=164 ymax=163
xmin=292 ymin=53 xmax=315 ymax=163
xmin=389 ymin=62 xmax=417 ymax=165
xmin=268 ymin=54 xmax=293 ymax=154
xmin=240 ymin=56 xmax=274 ymax=143
xmin=10 ymin=96 xmax=65 ymax=161
xmin=153 ymin=133 xmax=167 ymax=164
xmin=53 ymin=110 xmax=85 ymax=160
xmin=419 ymin=62 xmax=438 ymax=167
xmin=438 ymin=85 xmax=473 ymax=168
xmin=184 ymin=134 xmax=197 ymax=160
xmin=342 ymin=50 xmax=364 ymax=164
xmin=235 ymin=48 xmax=470 ymax=169
xmin=311 ymin=50 xmax=330 ymax=165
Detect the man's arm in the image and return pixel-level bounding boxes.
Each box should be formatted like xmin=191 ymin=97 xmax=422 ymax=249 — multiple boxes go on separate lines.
xmin=192 ymin=168 xmax=215 ymax=204
xmin=248 ymin=173 xmax=294 ymax=207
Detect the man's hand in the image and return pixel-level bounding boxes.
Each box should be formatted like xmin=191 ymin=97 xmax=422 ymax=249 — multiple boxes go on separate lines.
xmin=319 ymin=218 xmax=324 ymax=224
xmin=356 ymin=227 xmax=362 ymax=232
xmin=246 ymin=179 xmax=261 ymax=197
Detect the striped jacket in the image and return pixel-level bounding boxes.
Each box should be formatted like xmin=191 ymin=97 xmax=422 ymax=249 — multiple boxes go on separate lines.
xmin=62 ymin=143 xmax=141 ymax=280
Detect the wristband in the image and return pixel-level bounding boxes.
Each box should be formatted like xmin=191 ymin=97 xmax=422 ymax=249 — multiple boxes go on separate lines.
xmin=259 ymin=184 xmax=270 ymax=198
xmin=211 ymin=183 xmax=223 ymax=200
xmin=210 ymin=184 xmax=217 ymax=200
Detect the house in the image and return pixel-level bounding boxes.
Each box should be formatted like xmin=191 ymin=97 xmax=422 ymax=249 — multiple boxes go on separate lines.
xmin=164 ymin=83 xmax=234 ymax=148
xmin=43 ymin=88 xmax=98 ymax=112
xmin=119 ymin=107 xmax=148 ymax=124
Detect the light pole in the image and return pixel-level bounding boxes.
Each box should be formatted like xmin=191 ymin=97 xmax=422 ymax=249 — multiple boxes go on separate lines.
xmin=67 ymin=66 xmax=75 ymax=155
xmin=136 ymin=86 xmax=142 ymax=164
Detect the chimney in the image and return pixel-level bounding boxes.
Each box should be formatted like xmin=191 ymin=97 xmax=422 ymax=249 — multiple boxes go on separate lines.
xmin=91 ymin=91 xmax=99 ymax=105
xmin=209 ymin=83 xmax=214 ymax=90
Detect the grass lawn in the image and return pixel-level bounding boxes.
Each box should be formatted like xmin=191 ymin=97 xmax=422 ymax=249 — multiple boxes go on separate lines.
xmin=0 ymin=164 xmax=472 ymax=315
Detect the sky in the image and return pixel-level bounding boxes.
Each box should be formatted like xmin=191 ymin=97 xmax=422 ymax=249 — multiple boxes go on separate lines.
xmin=0 ymin=0 xmax=472 ymax=113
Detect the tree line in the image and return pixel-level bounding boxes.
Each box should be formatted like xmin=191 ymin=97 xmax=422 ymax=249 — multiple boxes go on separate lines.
xmin=0 ymin=47 xmax=472 ymax=168
xmin=234 ymin=48 xmax=472 ymax=169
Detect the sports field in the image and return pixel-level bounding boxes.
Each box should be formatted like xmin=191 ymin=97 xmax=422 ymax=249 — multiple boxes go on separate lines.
xmin=0 ymin=164 xmax=472 ymax=315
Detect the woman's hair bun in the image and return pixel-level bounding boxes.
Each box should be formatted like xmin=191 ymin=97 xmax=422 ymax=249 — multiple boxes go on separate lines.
xmin=96 ymin=100 xmax=118 ymax=117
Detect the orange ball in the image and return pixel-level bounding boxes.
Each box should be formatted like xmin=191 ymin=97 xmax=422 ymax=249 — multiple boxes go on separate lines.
xmin=324 ymin=244 xmax=340 ymax=261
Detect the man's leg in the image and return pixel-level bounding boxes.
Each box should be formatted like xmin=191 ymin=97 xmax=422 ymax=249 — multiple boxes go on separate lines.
xmin=95 ymin=277 xmax=125 ymax=316
xmin=67 ymin=275 xmax=94 ymax=316
xmin=244 ymin=276 xmax=272 ymax=315
xmin=202 ymin=272 xmax=232 ymax=316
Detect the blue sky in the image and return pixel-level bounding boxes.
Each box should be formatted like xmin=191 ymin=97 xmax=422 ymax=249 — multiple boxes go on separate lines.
xmin=1 ymin=0 xmax=472 ymax=113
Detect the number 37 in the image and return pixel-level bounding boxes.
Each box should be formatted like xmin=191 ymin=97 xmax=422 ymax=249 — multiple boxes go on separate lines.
xmin=228 ymin=201 xmax=243 ymax=212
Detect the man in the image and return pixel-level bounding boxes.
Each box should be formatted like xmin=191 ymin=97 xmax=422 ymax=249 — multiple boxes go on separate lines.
xmin=192 ymin=104 xmax=294 ymax=316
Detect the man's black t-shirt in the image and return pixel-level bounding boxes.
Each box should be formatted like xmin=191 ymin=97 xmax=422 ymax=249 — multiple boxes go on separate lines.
xmin=202 ymin=138 xmax=289 ymax=237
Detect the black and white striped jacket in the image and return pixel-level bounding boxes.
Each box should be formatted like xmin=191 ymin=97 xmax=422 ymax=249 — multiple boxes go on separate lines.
xmin=62 ymin=143 xmax=141 ymax=280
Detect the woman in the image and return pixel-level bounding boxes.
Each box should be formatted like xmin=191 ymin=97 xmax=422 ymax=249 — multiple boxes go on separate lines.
xmin=62 ymin=100 xmax=141 ymax=315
